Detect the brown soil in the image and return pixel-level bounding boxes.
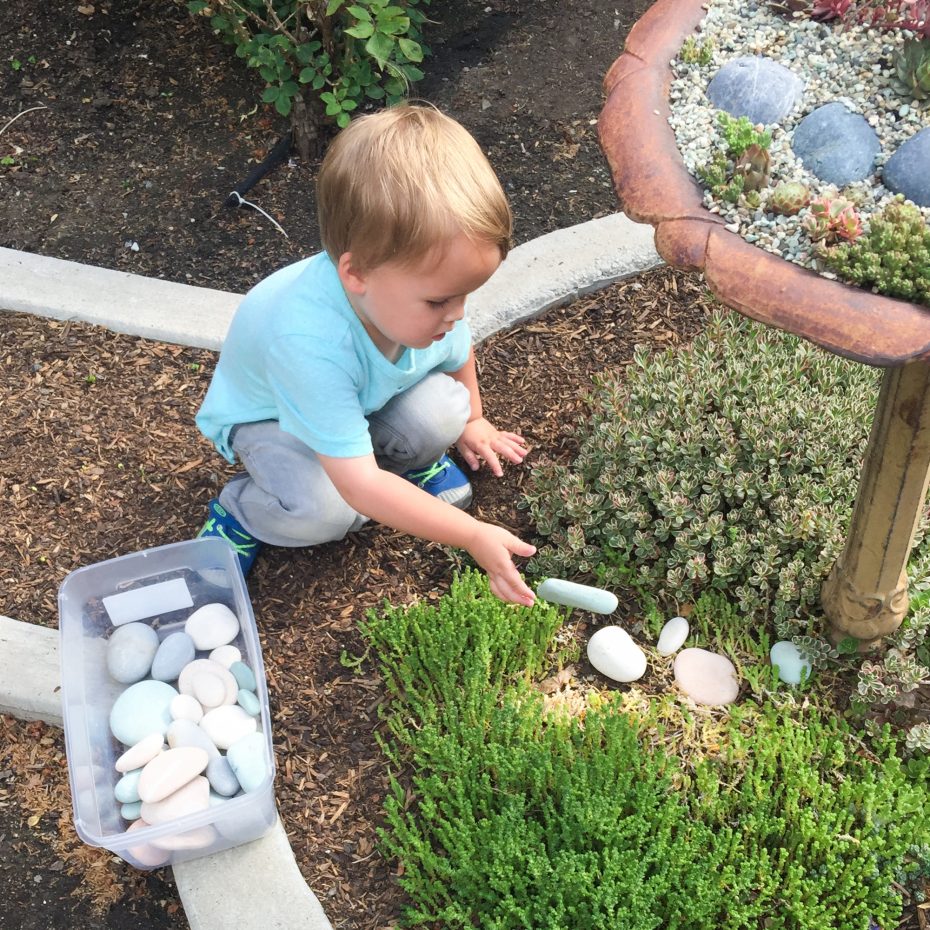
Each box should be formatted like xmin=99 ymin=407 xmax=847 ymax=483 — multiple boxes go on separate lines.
xmin=0 ymin=2 xmax=742 ymax=929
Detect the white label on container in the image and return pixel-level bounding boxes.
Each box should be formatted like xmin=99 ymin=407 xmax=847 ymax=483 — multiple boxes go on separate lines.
xmin=103 ymin=578 xmax=194 ymax=626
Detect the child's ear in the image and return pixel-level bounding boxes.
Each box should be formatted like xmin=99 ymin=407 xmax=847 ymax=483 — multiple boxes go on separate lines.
xmin=336 ymin=252 xmax=367 ymax=295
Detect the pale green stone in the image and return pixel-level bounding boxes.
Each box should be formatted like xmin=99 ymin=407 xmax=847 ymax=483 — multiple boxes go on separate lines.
xmin=120 ymin=800 xmax=143 ymax=821
xmin=229 ymin=660 xmax=256 ymax=692
xmin=537 ymin=578 xmax=618 ymax=614
xmin=237 ymin=688 xmax=260 ymax=717
xmin=114 ymin=768 xmax=143 ymax=804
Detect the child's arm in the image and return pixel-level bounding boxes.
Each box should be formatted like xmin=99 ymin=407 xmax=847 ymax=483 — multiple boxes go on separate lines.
xmin=448 ymin=348 xmax=529 ymax=475
xmin=318 ymin=451 xmax=536 ymax=606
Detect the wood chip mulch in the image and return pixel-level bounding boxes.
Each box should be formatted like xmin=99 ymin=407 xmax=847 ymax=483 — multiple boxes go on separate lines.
xmin=0 ymin=267 xmax=714 ymax=929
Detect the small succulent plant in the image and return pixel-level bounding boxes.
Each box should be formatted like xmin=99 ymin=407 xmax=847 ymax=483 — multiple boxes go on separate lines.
xmin=893 ymin=37 xmax=930 ymax=101
xmin=802 ymin=196 xmax=863 ymax=243
xmin=733 ymin=143 xmax=772 ymax=192
xmin=768 ymin=181 xmax=811 ymax=216
xmin=680 ymin=35 xmax=715 ymax=66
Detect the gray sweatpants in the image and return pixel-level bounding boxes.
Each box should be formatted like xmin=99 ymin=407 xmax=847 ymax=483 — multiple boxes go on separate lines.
xmin=218 ymin=373 xmax=471 ymax=547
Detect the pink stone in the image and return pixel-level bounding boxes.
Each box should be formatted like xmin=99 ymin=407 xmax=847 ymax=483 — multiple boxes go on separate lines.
xmin=115 ymin=733 xmax=165 ymax=774
xmin=178 ymin=659 xmax=237 ymax=706
xmin=137 ymin=747 xmax=209 ymax=804
xmin=150 ymin=825 xmax=218 ymax=851
xmin=140 ymin=775 xmax=210 ymax=825
xmin=673 ymin=648 xmax=740 ymax=706
xmin=125 ymin=818 xmax=170 ymax=867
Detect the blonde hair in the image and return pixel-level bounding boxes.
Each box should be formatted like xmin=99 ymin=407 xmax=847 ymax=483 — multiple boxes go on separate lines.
xmin=317 ymin=104 xmax=512 ymax=271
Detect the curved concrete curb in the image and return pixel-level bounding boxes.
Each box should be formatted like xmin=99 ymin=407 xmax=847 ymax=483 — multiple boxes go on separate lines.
xmin=0 ymin=212 xmax=662 ymax=930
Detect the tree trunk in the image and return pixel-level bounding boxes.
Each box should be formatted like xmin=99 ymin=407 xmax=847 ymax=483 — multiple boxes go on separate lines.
xmin=291 ymin=93 xmax=327 ymax=163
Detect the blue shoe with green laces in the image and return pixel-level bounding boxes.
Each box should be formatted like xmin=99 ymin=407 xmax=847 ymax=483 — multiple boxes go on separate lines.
xmin=402 ymin=454 xmax=473 ymax=510
xmin=197 ymin=499 xmax=262 ymax=575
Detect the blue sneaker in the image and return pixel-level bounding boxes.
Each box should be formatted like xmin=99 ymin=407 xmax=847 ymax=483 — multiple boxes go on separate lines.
xmin=402 ymin=454 xmax=473 ymax=509
xmin=197 ymin=499 xmax=262 ymax=575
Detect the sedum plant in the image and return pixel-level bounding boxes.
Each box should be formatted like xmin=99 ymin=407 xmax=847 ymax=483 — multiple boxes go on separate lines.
xmin=523 ymin=312 xmax=882 ymax=644
xmin=823 ymin=196 xmax=930 ymax=306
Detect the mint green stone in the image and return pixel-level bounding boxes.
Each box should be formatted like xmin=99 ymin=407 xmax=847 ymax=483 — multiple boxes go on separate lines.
xmin=114 ymin=768 xmax=143 ymax=804
xmin=229 ymin=660 xmax=256 ymax=692
xmin=120 ymin=800 xmax=143 ymax=821
xmin=537 ymin=578 xmax=618 ymax=614
xmin=237 ymin=688 xmax=260 ymax=717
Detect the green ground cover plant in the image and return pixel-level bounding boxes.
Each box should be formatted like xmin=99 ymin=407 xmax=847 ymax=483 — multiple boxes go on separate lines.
xmin=361 ymin=572 xmax=930 ymax=929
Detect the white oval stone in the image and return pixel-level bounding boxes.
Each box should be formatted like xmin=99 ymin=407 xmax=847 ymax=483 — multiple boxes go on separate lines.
xmin=185 ymin=603 xmax=240 ymax=650
xmin=140 ymin=775 xmax=210 ymax=825
xmin=192 ymin=670 xmax=228 ymax=709
xmin=106 ymin=622 xmax=159 ymax=684
xmin=208 ymin=644 xmax=242 ymax=668
xmin=166 ymin=718 xmax=220 ymax=760
xmin=178 ymin=659 xmax=238 ymax=706
xmin=201 ymin=705 xmax=257 ymax=750
xmin=137 ymin=747 xmax=209 ymax=804
xmin=673 ymin=648 xmax=740 ymax=706
xmin=538 ymin=578 xmax=619 ymax=614
xmin=657 ymin=616 xmax=690 ymax=657
xmin=586 ymin=626 xmax=647 ymax=683
xmin=170 ymin=693 xmax=204 ymax=724
xmin=115 ymin=733 xmax=165 ymax=774
xmin=770 ymin=641 xmax=813 ymax=686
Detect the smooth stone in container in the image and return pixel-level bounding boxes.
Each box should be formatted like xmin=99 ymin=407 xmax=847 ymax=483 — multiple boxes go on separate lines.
xmin=106 ymin=622 xmax=160 ymax=684
xmin=166 ymin=718 xmax=220 ymax=760
xmin=206 ymin=756 xmax=241 ymax=797
xmin=883 ymin=128 xmax=930 ymax=207
xmin=770 ymin=641 xmax=813 ymax=686
xmin=150 ymin=824 xmax=218 ymax=851
xmin=120 ymin=800 xmax=143 ymax=821
xmin=537 ymin=578 xmax=618 ymax=614
xmin=237 ymin=688 xmax=260 ymax=717
xmin=229 ymin=660 xmax=256 ymax=692
xmin=114 ymin=768 xmax=144 ymax=805
xmin=185 ymin=602 xmax=240 ymax=651
xmin=109 ymin=679 xmax=178 ymax=746
xmin=656 ymin=615 xmax=690 ymax=657
xmin=126 ymin=818 xmax=170 ymax=867
xmin=706 ymin=56 xmax=804 ymax=125
xmin=226 ymin=731 xmax=269 ymax=793
xmin=586 ymin=626 xmax=647 ymax=683
xmin=192 ymin=669 xmax=229 ymax=709
xmin=170 ymin=693 xmax=204 ymax=724
xmin=138 ymin=746 xmax=209 ymax=804
xmin=209 ymin=644 xmax=241 ymax=668
xmin=178 ymin=659 xmax=238 ymax=706
xmin=201 ymin=705 xmax=258 ymax=751
xmin=791 ymin=102 xmax=880 ymax=186
xmin=140 ymin=774 xmax=211 ymax=825
xmin=673 ymin=648 xmax=740 ymax=706
xmin=115 ymin=733 xmax=165 ymax=774
xmin=150 ymin=631 xmax=196 ymax=682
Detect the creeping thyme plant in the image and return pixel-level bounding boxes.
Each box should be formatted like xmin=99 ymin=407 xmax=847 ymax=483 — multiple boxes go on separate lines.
xmin=523 ymin=312 xmax=883 ymax=650
xmin=361 ymin=572 xmax=930 ymax=929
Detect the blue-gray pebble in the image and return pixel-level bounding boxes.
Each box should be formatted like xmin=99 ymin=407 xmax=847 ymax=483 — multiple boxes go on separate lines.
xmin=883 ymin=128 xmax=930 ymax=207
xmin=106 ymin=622 xmax=159 ymax=685
xmin=150 ymin=631 xmax=196 ymax=682
xmin=706 ymin=56 xmax=803 ymax=125
xmin=237 ymin=688 xmax=260 ymax=717
xmin=206 ymin=755 xmax=241 ymax=797
xmin=229 ymin=660 xmax=256 ymax=692
xmin=791 ymin=102 xmax=880 ymax=186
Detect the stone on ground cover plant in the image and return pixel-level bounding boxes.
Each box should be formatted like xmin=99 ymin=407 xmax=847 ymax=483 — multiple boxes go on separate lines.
xmin=361 ymin=572 xmax=930 ymax=929
xmin=522 ymin=312 xmax=882 ymax=650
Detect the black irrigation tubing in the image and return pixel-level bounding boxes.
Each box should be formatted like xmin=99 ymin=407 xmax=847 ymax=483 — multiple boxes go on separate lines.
xmin=223 ymin=130 xmax=294 ymax=209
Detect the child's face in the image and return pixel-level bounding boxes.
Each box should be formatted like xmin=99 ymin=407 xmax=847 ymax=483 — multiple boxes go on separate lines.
xmin=339 ymin=232 xmax=502 ymax=359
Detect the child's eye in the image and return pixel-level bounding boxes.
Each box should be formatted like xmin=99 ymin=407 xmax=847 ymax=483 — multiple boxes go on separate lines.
xmin=427 ymin=299 xmax=448 ymax=309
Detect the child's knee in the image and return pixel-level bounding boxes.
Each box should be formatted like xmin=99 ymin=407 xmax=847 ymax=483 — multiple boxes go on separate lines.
xmin=274 ymin=492 xmax=364 ymax=545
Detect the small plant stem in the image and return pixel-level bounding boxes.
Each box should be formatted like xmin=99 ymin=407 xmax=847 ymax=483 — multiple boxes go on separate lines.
xmin=0 ymin=105 xmax=49 ymax=139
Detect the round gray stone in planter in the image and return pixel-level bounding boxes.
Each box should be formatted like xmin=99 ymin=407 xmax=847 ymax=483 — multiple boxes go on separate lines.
xmin=791 ymin=102 xmax=880 ymax=186
xmin=706 ymin=56 xmax=804 ymax=125
xmin=883 ymin=128 xmax=930 ymax=207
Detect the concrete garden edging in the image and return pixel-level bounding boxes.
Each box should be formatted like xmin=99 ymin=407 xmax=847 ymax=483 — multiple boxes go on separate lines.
xmin=0 ymin=212 xmax=662 ymax=930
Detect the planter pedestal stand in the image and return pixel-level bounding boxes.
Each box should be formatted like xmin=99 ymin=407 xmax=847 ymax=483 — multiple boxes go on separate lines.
xmin=598 ymin=0 xmax=930 ymax=645
xmin=822 ymin=361 xmax=930 ymax=646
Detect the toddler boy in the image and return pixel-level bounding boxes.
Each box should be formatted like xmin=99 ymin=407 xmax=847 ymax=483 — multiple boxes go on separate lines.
xmin=195 ymin=104 xmax=536 ymax=606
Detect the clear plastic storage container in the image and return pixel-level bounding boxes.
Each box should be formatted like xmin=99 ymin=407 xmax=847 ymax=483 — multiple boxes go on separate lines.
xmin=59 ymin=537 xmax=276 ymax=869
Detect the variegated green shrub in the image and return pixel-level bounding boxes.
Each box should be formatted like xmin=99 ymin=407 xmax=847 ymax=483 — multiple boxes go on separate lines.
xmin=523 ymin=311 xmax=883 ymax=642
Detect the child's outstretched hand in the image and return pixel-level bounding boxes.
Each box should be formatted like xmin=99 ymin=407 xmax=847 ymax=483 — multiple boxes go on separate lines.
xmin=456 ymin=416 xmax=528 ymax=477
xmin=466 ymin=522 xmax=536 ymax=606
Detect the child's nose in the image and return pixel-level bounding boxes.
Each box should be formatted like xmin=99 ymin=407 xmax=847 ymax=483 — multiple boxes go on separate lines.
xmin=445 ymin=298 xmax=466 ymax=322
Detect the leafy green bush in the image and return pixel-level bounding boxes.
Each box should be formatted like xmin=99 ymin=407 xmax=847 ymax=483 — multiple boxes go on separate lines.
xmin=187 ymin=0 xmax=429 ymax=157
xmin=361 ymin=572 xmax=930 ymax=929
xmin=522 ymin=312 xmax=882 ymax=643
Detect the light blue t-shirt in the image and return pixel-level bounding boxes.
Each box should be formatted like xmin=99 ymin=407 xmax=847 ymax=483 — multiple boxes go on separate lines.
xmin=196 ymin=252 xmax=472 ymax=462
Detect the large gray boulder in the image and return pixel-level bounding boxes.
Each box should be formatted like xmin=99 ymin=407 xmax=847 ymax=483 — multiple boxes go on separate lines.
xmin=791 ymin=102 xmax=881 ymax=186
xmin=883 ymin=128 xmax=930 ymax=207
xmin=706 ymin=56 xmax=804 ymax=125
